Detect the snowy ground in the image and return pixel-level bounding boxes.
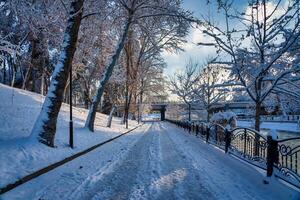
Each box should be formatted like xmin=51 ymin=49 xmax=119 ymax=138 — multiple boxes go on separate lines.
xmin=2 ymin=122 xmax=299 ymax=200
xmin=237 ymin=120 xmax=300 ymax=134
xmin=0 ymin=84 xmax=138 ymax=188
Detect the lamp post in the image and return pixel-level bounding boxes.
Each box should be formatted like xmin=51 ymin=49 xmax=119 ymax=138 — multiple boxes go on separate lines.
xmin=188 ymin=103 xmax=191 ymax=122
xmin=69 ymin=65 xmax=74 ymax=148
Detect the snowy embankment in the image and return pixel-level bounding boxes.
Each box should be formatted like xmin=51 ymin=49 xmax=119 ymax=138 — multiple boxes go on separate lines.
xmin=237 ymin=120 xmax=300 ymax=134
xmin=1 ymin=124 xmax=151 ymax=200
xmin=0 ymin=83 xmax=138 ymax=188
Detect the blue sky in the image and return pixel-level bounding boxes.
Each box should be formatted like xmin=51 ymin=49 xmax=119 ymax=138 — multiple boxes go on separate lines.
xmin=162 ymin=0 xmax=249 ymax=76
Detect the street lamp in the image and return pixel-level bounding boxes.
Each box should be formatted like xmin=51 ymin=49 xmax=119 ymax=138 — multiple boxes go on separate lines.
xmin=69 ymin=65 xmax=74 ymax=148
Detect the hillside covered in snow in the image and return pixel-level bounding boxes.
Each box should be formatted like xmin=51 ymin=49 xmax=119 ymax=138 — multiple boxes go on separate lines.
xmin=0 ymin=84 xmax=138 ymax=188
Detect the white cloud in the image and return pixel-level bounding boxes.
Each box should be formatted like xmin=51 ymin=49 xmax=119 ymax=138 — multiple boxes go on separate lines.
xmin=163 ymin=27 xmax=216 ymax=76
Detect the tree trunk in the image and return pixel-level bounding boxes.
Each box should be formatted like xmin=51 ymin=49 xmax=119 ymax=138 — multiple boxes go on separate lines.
xmin=107 ymin=105 xmax=116 ymax=128
xmin=85 ymin=16 xmax=132 ymax=132
xmin=123 ymin=84 xmax=131 ymax=129
xmin=254 ymin=101 xmax=261 ymax=156
xmin=124 ymin=40 xmax=131 ymax=129
xmin=8 ymin=56 xmax=13 ymax=85
xmin=206 ymin=106 xmax=210 ymax=123
xmin=2 ymin=58 xmax=6 ymax=84
xmin=25 ymin=35 xmax=38 ymax=91
xmin=23 ymin=29 xmax=49 ymax=92
xmin=30 ymin=0 xmax=83 ymax=147
xmin=123 ymin=89 xmax=128 ymax=125
xmin=22 ymin=64 xmax=32 ymax=90
xmin=36 ymin=30 xmax=49 ymax=94
xmin=64 ymin=83 xmax=70 ymax=104
xmin=276 ymin=94 xmax=286 ymax=116
xmin=137 ymin=100 xmax=140 ymax=124
xmin=10 ymin=63 xmax=16 ymax=87
xmin=137 ymin=91 xmax=143 ymax=123
xmin=254 ymin=102 xmax=261 ymax=132
xmin=40 ymin=64 xmax=45 ymax=95
xmin=188 ymin=103 xmax=191 ymax=122
xmin=83 ymin=90 xmax=90 ymax=109
xmin=124 ymin=106 xmax=129 ymax=128
xmin=126 ymin=93 xmax=132 ymax=129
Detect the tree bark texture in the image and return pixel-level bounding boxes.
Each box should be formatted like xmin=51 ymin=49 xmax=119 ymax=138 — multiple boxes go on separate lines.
xmin=30 ymin=0 xmax=84 ymax=147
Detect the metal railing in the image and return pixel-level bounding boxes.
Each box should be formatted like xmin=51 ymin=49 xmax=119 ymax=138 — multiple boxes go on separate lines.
xmin=165 ymin=119 xmax=300 ymax=189
xmin=275 ymin=137 xmax=300 ymax=187
xmin=230 ymin=127 xmax=268 ymax=168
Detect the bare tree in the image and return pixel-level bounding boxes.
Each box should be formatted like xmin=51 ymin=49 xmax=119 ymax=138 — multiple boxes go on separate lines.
xmin=199 ymin=0 xmax=300 ymax=131
xmin=169 ymin=59 xmax=199 ymax=121
xmin=193 ymin=61 xmax=228 ymax=122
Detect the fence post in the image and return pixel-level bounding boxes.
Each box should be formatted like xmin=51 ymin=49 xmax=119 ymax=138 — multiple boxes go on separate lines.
xmin=206 ymin=126 xmax=210 ymax=143
xmin=243 ymin=129 xmax=247 ymax=157
xmin=215 ymin=124 xmax=218 ymax=143
xmin=266 ymin=135 xmax=279 ymax=177
xmin=224 ymin=129 xmax=232 ymax=153
xmin=192 ymin=123 xmax=194 ymax=133
xmin=196 ymin=124 xmax=199 ymax=136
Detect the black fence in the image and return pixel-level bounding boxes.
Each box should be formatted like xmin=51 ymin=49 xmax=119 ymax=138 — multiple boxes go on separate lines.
xmin=165 ymin=119 xmax=300 ymax=189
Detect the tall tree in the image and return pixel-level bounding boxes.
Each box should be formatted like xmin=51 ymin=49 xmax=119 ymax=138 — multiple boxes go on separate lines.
xmin=30 ymin=0 xmax=84 ymax=147
xmin=85 ymin=10 xmax=133 ymax=131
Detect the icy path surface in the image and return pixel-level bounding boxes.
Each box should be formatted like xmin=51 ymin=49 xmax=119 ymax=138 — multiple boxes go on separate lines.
xmin=2 ymin=122 xmax=299 ymax=200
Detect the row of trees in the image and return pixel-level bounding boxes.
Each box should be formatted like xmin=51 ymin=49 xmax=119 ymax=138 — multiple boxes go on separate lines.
xmin=0 ymin=0 xmax=194 ymax=147
xmin=169 ymin=59 xmax=228 ymax=122
xmin=170 ymin=0 xmax=300 ymax=132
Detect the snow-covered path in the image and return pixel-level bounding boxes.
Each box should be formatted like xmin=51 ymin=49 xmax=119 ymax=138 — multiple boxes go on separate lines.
xmin=71 ymin=122 xmax=215 ymax=200
xmin=2 ymin=122 xmax=299 ymax=200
